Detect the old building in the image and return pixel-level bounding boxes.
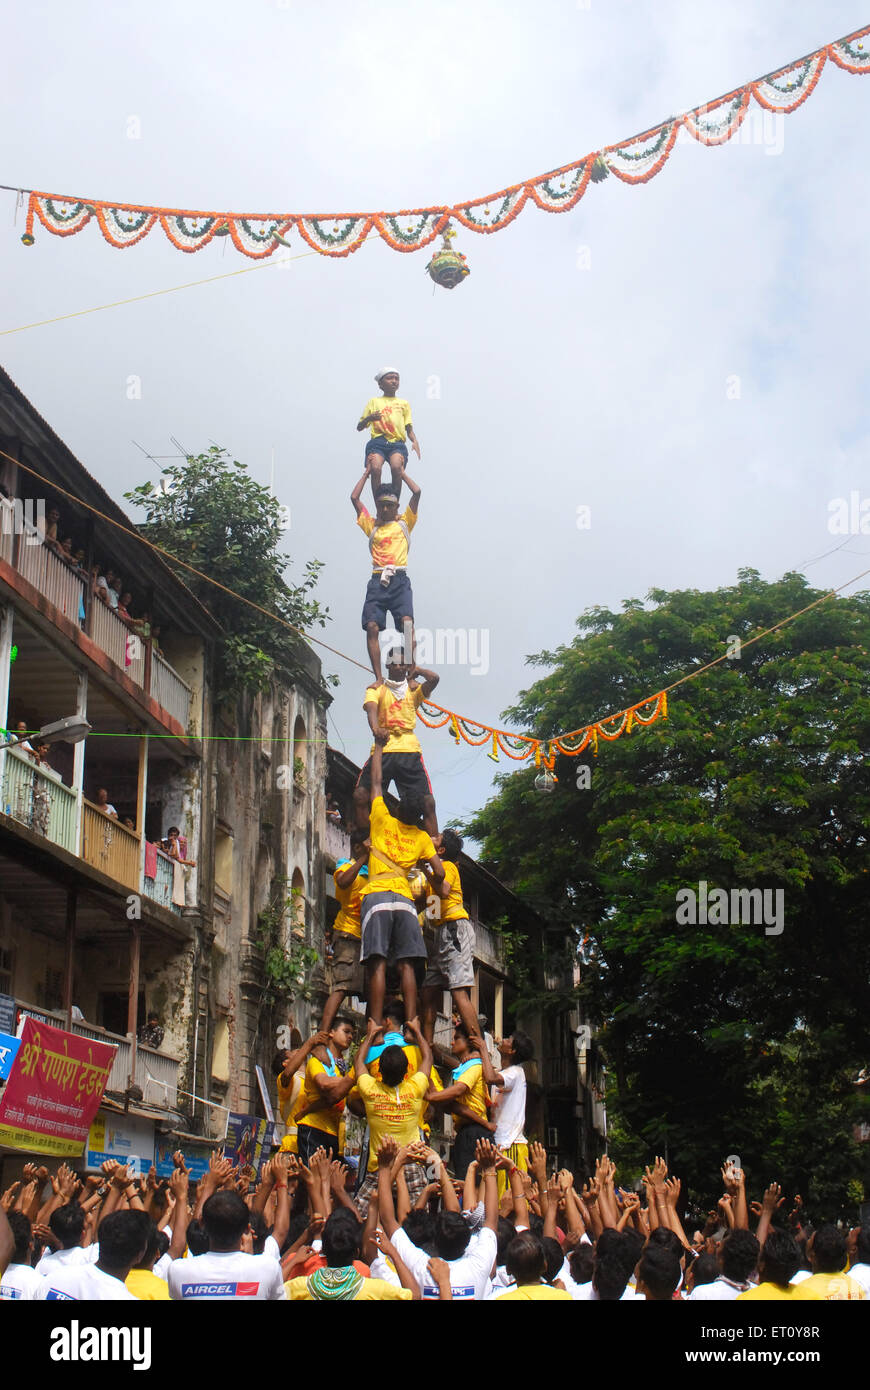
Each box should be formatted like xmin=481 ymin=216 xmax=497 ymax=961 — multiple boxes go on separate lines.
xmin=0 ymin=366 xmax=330 ymax=1176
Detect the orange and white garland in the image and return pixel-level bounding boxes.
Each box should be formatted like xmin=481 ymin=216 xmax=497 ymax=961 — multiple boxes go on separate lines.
xmin=18 ymin=25 xmax=870 ymax=260
xmin=418 ymin=691 xmax=668 ymax=771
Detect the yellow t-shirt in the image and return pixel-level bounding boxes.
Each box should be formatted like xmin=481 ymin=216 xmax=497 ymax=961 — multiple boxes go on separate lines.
xmin=333 ymin=863 xmax=368 ymax=939
xmin=296 ymin=1056 xmax=345 ymax=1137
xmin=360 ymin=395 xmax=413 ymax=442
xmin=496 ymin=1285 xmax=573 ymax=1301
xmin=737 ymin=1282 xmax=804 ymax=1301
xmin=125 ymin=1268 xmax=170 ymax=1300
xmin=357 ymin=1071 xmax=429 ymax=1172
xmin=365 ymin=683 xmax=425 ymax=755
xmin=277 ymin=1066 xmax=303 ymax=1127
xmin=440 ymin=859 xmax=468 ymax=923
xmin=791 ymin=1272 xmax=866 ymax=1300
xmin=361 ymin=796 xmax=435 ymax=901
xmin=287 ymin=1274 xmax=412 ymax=1300
xmin=453 ymin=1059 xmax=489 ymax=1128
xmin=356 ymin=506 xmax=417 ymax=570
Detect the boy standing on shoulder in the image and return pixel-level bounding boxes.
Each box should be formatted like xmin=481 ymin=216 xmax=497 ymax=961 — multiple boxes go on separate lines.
xmin=351 ymin=469 xmax=421 ymax=683
xmin=357 ymin=369 xmax=421 ymax=498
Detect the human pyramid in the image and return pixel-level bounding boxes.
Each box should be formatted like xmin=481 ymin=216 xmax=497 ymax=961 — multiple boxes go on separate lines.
xmin=276 ymin=367 xmax=534 ymax=1206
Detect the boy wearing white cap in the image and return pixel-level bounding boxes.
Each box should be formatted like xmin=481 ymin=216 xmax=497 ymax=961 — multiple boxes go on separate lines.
xmin=357 ymin=369 xmax=421 ymax=499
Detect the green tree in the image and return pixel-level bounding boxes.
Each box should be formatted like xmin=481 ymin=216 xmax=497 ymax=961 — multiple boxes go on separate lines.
xmin=125 ymin=446 xmax=329 ymax=699
xmin=467 ymin=570 xmax=870 ymax=1216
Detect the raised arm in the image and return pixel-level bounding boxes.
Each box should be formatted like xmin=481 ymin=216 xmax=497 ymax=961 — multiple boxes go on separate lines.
xmin=755 ymin=1182 xmax=784 ymax=1246
xmin=350 ymin=462 xmax=373 ymax=516
xmin=280 ymin=1030 xmax=327 ymax=1083
xmin=0 ymin=1204 xmax=13 ymax=1276
xmin=377 ymin=1137 xmax=401 ymax=1238
xmin=402 ymin=471 xmax=421 ymax=513
xmin=405 ymin=1015 xmax=432 ymax=1078
xmin=335 ymin=855 xmax=368 ymax=890
xmin=167 ymin=1162 xmax=190 ymax=1261
xmin=410 ymin=664 xmax=439 ymax=698
xmin=269 ymin=1153 xmax=292 ymax=1250
xmin=370 ymin=739 xmax=384 ymax=803
xmin=475 ymin=1139 xmax=499 ymax=1232
xmin=355 ymin=1017 xmax=382 ymax=1079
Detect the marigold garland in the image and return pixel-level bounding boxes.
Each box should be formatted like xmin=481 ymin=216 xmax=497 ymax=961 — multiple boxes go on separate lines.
xmin=18 ymin=22 xmax=870 ymax=260
xmin=417 ymin=690 xmax=668 ymax=770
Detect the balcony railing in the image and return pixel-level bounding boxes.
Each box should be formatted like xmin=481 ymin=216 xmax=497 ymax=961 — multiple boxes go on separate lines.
xmin=0 ymin=497 xmax=14 ymax=565
xmin=0 ymin=499 xmax=191 ymax=733
xmin=324 ymin=819 xmax=351 ymax=863
xmin=91 ymin=601 xmax=145 ymax=686
xmin=16 ymin=1000 xmax=180 ymax=1107
xmin=150 ymin=651 xmax=191 ymax=730
xmin=143 ymin=845 xmax=181 ymax=913
xmin=16 ymin=524 xmax=85 ymax=626
xmin=81 ymin=800 xmax=140 ymax=889
xmin=1 ymin=745 xmax=77 ymax=853
xmin=472 ymin=918 xmax=505 ymax=971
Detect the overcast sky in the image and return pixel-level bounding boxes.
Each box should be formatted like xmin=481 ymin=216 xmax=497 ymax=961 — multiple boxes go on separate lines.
xmin=2 ymin=1 xmax=869 ymax=835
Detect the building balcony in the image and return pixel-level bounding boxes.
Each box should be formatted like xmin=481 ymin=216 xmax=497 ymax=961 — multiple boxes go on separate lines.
xmin=471 ymin=918 xmax=505 ymax=972
xmin=2 ymin=745 xmax=77 ymax=853
xmin=324 ymin=818 xmax=351 ymax=864
xmin=1 ymin=747 xmax=182 ymax=915
xmin=1 ymin=498 xmax=193 ymax=736
xmin=15 ymin=1000 xmax=180 ymax=1109
xmin=543 ymin=1054 xmax=579 ymax=1092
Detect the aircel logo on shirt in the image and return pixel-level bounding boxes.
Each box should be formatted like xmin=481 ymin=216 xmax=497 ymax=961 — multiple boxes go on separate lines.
xmin=181 ymin=1281 xmax=260 ymax=1297
xmin=0 ymin=1284 xmax=22 ymax=1298
xmin=424 ymin=1285 xmax=475 ymax=1298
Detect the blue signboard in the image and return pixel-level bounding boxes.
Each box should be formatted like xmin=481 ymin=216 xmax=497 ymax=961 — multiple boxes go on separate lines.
xmin=0 ymin=1031 xmax=21 ymax=1081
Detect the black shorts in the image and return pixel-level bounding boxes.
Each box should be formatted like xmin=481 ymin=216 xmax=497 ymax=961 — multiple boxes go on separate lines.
xmin=361 ymin=571 xmax=414 ymax=631
xmin=297 ymin=1125 xmax=341 ymax=1164
xmin=356 ymin=751 xmax=432 ymax=802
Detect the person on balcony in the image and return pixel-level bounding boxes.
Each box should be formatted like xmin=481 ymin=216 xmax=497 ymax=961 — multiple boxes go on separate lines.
xmin=94 ymin=787 xmax=118 ymax=818
xmin=164 ymin=827 xmax=195 ymax=867
xmin=138 ymin=1012 xmax=165 ymax=1050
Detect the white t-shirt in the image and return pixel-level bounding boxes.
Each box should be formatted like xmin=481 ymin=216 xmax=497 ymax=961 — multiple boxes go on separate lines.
xmin=848 ymin=1261 xmax=870 ymax=1295
xmin=36 ymin=1244 xmax=99 ymax=1277
xmin=493 ymin=1065 xmax=527 ymax=1148
xmin=689 ymin=1276 xmax=750 ymax=1301
xmin=168 ymin=1250 xmax=286 ymax=1300
xmin=152 ymin=1252 xmax=173 ymax=1280
xmin=392 ymin=1225 xmax=497 ymax=1300
xmin=262 ymin=1235 xmax=281 ymax=1262
xmin=34 ymin=1264 xmax=137 ymax=1301
xmin=1 ymin=1263 xmax=45 ymax=1300
xmin=789 ymin=1268 xmax=813 ymax=1285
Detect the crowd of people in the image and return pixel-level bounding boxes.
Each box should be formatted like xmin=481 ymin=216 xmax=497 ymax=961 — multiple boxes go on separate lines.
xmin=1 ymin=1101 xmax=867 ymax=1301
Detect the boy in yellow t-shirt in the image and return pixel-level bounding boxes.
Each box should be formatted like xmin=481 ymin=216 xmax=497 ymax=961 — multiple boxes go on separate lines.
xmin=352 ymin=651 xmax=440 ymax=838
xmin=351 ymin=466 xmax=422 ymax=683
xmin=356 ymin=369 xmax=421 ymax=499
xmin=351 ymin=1016 xmax=433 ymax=1217
xmin=321 ymin=835 xmax=370 ymax=1035
xmin=295 ymin=1019 xmax=357 ymax=1164
xmin=425 ymin=1021 xmax=494 ymax=1179
xmin=359 ymin=740 xmax=448 ymax=1025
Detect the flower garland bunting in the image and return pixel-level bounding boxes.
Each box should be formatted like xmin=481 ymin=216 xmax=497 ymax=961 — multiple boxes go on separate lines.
xmin=17 ymin=22 xmax=870 ymax=260
xmin=417 ymin=690 xmax=668 ymax=771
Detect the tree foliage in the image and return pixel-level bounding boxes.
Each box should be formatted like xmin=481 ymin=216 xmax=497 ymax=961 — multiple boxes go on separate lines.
xmin=126 ymin=447 xmax=329 ymax=700
xmin=467 ymin=570 xmax=870 ymax=1215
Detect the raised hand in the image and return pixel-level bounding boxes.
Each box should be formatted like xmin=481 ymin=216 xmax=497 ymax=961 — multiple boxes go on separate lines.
xmin=377 ymin=1135 xmax=399 ymax=1168
xmin=762 ymin=1182 xmax=784 ymax=1213
xmin=474 ymin=1139 xmax=498 ymax=1172
xmin=0 ymin=1182 xmax=21 ymax=1212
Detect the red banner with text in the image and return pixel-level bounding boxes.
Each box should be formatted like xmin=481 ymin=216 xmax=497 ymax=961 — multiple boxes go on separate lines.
xmin=0 ymin=1017 xmax=116 ymax=1156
